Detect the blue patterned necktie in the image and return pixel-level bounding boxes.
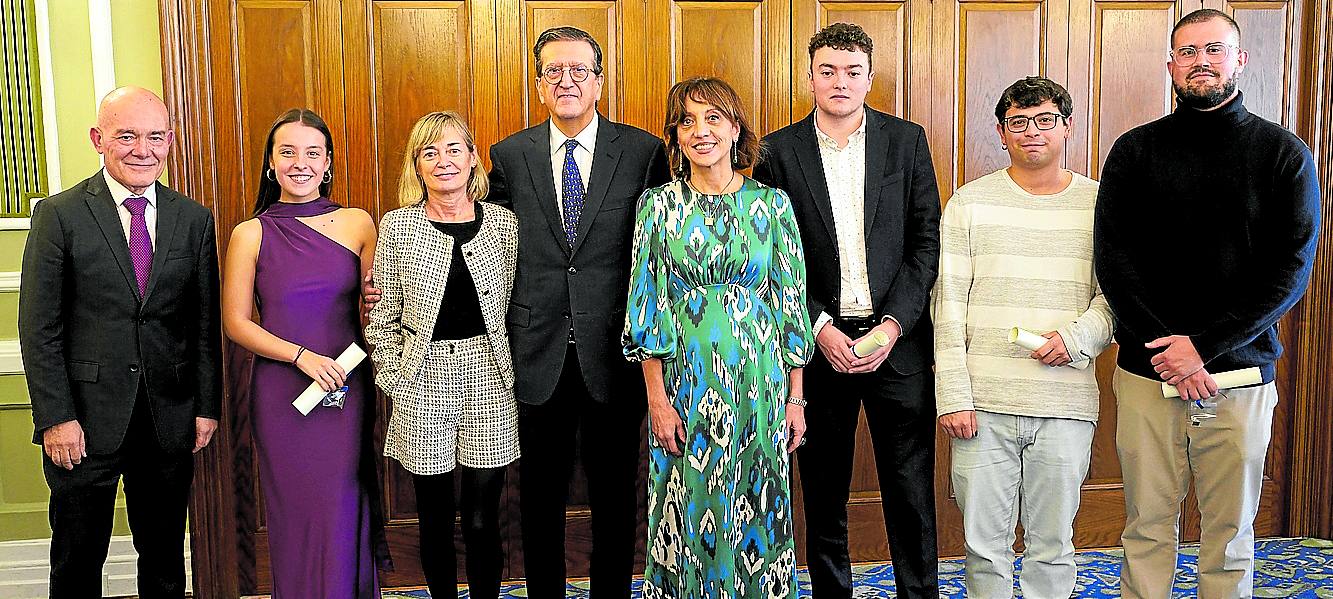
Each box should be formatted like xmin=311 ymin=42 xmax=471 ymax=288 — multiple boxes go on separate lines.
xmin=561 ymin=138 xmax=585 ymax=246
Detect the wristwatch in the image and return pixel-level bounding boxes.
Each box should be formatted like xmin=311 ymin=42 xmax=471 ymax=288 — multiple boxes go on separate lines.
xmin=787 ymin=396 xmax=808 ymax=407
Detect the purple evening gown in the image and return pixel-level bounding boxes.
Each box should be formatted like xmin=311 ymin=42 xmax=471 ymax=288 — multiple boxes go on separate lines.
xmin=251 ymin=197 xmax=381 ymax=598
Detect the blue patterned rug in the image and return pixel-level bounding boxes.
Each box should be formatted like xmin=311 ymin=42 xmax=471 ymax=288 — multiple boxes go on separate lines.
xmin=377 ymin=538 xmax=1333 ymax=598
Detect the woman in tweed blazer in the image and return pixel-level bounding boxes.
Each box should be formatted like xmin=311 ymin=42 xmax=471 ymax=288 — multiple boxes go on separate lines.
xmin=365 ymin=111 xmax=518 ymax=599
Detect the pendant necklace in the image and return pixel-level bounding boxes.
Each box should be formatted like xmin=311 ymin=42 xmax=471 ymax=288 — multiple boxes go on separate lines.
xmin=689 ymin=171 xmax=737 ymax=226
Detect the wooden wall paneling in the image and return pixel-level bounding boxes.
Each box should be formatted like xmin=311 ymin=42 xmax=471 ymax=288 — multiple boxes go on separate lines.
xmin=1226 ymin=1 xmax=1294 ymax=125
xmin=159 ymin=1 xmax=243 ymax=594
xmin=368 ymin=1 xmax=475 ymax=215
xmin=1087 ymin=2 xmax=1176 ymax=178
xmin=791 ymin=1 xmax=910 ymax=120
xmin=649 ymin=0 xmax=792 ymax=135
xmin=954 ymin=2 xmax=1046 ymax=188
xmin=1287 ymin=0 xmax=1332 ymax=542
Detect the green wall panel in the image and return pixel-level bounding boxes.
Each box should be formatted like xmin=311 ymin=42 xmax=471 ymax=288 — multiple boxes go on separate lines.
xmin=0 ymin=376 xmax=28 ymax=406
xmin=0 ymin=295 xmax=16 ymax=339
xmin=0 ymin=230 xmax=24 ymax=271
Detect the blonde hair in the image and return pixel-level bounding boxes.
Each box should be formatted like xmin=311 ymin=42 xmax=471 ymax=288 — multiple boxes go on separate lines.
xmin=396 ymin=111 xmax=489 ymax=206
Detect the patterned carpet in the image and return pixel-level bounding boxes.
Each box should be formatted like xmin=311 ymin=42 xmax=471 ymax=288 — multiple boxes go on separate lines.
xmin=376 ymin=538 xmax=1333 ymax=598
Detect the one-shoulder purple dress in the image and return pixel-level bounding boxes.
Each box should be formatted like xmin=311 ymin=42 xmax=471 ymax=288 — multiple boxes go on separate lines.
xmin=252 ymin=198 xmax=381 ymax=598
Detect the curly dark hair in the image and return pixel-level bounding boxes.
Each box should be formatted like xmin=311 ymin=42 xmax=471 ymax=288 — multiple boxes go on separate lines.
xmin=808 ymin=22 xmax=874 ymax=71
xmin=994 ymin=76 xmax=1074 ymax=122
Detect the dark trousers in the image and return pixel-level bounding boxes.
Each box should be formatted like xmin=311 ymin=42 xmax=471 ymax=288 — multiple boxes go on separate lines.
xmin=43 ymin=386 xmax=194 ymax=599
xmin=798 ymin=318 xmax=939 ymax=599
xmin=413 ymin=466 xmax=507 ymax=599
xmin=517 ymin=346 xmax=644 ymax=599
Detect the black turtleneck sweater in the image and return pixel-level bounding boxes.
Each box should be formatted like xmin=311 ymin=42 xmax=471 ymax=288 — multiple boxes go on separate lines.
xmin=1093 ymin=92 xmax=1321 ymax=383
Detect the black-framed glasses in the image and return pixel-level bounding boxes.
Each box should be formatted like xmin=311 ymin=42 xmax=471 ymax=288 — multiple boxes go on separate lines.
xmin=540 ymin=64 xmax=597 ymax=84
xmin=1000 ymin=112 xmax=1065 ymax=133
xmin=1170 ymin=42 xmax=1239 ymax=66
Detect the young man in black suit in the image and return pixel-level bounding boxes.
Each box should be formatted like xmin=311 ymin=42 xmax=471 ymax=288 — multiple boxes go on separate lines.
xmin=486 ymin=26 xmax=670 ymax=599
xmin=19 ymin=86 xmax=221 ymax=598
xmin=753 ymin=22 xmax=942 ymax=599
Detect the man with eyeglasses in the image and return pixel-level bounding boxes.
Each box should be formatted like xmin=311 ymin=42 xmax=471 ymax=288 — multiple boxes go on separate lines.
xmin=1094 ymin=9 xmax=1320 ymax=598
xmin=486 ymin=26 xmax=670 ymax=599
xmin=932 ymin=76 xmax=1114 ymax=598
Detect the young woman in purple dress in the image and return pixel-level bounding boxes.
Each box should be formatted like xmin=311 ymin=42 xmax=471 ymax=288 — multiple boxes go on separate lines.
xmin=221 ymin=109 xmax=386 ymax=597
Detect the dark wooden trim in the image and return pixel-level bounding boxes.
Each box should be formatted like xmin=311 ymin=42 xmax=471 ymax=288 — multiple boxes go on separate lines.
xmin=159 ymin=1 xmax=241 ymax=597
xmin=1287 ymin=0 xmax=1333 ymax=542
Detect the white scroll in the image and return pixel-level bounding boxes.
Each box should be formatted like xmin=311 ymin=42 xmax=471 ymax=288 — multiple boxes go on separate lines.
xmin=1008 ymin=327 xmax=1090 ymax=370
xmin=853 ymin=330 xmax=891 ymax=357
xmin=293 ymin=343 xmax=368 ymax=415
xmin=1161 ymin=367 xmax=1263 ymax=398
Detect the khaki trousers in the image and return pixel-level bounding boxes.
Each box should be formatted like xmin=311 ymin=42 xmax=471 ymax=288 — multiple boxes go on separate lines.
xmin=1113 ymin=368 xmax=1277 ymax=599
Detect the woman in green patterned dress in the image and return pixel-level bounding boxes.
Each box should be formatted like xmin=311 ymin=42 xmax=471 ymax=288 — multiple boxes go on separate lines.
xmin=623 ymin=76 xmax=815 ymax=599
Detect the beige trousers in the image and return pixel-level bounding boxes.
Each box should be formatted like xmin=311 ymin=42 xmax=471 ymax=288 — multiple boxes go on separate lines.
xmin=1113 ymin=367 xmax=1277 ymax=599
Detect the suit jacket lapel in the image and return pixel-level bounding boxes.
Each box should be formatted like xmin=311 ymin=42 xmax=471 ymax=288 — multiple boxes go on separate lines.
xmin=571 ymin=118 xmax=621 ymax=255
xmin=142 ymin=183 xmax=182 ymax=302
xmin=792 ymin=113 xmax=838 ymax=243
xmin=863 ymin=107 xmax=889 ymax=237
xmin=522 ymin=122 xmax=570 ymax=255
xmin=84 ymin=173 xmax=141 ymax=300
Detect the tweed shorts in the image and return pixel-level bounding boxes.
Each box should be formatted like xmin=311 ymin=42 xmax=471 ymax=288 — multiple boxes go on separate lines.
xmin=384 ymin=335 xmax=520 ymax=475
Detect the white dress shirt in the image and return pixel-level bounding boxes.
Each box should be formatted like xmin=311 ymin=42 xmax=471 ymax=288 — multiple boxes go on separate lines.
xmin=812 ymin=113 xmax=874 ymax=334
xmin=103 ymin=169 xmax=158 ymax=249
xmin=549 ymin=114 xmax=599 ymax=220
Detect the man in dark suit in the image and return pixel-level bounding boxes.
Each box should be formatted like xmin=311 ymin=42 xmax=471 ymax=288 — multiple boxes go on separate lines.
xmin=753 ymin=23 xmax=941 ymax=599
xmin=487 ymin=26 xmax=669 ymax=599
xmin=19 ymin=86 xmax=221 ymax=598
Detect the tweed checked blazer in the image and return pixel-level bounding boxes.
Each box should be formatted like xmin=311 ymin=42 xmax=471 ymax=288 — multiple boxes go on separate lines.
xmin=366 ymin=202 xmax=519 ymax=396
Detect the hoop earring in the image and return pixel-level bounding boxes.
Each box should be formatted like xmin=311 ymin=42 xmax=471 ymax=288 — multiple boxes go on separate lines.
xmin=265 ymin=168 xmax=276 ymax=181
xmin=322 ymin=171 xmax=333 ymax=184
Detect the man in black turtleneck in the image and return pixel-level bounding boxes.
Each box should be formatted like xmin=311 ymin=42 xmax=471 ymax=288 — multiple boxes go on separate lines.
xmin=1094 ymin=9 xmax=1320 ymax=598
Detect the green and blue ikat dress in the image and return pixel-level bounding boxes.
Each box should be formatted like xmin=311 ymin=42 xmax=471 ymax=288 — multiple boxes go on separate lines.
xmin=623 ymin=177 xmax=814 ymax=599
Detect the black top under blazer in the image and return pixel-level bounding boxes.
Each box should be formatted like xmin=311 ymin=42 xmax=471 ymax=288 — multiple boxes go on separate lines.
xmin=753 ymin=107 xmax=942 ymax=376
xmin=19 ymin=172 xmax=222 ymax=454
xmin=487 ymin=116 xmax=670 ymax=405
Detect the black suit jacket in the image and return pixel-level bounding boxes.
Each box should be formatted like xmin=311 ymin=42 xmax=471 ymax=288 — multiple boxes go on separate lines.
xmin=753 ymin=107 xmax=941 ymax=375
xmin=19 ymin=172 xmax=222 ymax=454
xmin=488 ymin=116 xmax=670 ymax=405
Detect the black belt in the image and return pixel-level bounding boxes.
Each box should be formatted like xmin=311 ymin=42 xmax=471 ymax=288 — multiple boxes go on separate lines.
xmin=834 ymin=315 xmax=877 ymax=334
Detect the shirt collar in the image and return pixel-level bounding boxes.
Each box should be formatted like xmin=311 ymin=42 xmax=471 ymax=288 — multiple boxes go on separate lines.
xmin=549 ymin=113 xmax=600 ymax=157
xmin=103 ymin=169 xmax=158 ymax=208
xmin=813 ymin=110 xmax=867 ymax=150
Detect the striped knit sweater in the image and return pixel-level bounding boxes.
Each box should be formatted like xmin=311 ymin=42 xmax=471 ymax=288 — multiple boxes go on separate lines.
xmin=932 ymin=169 xmax=1114 ymax=422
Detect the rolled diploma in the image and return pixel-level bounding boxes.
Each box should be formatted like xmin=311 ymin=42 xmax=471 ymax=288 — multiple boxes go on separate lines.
xmin=1161 ymin=367 xmax=1263 ymax=398
xmin=853 ymin=330 xmax=891 ymax=357
xmin=1008 ymin=327 xmax=1089 ymax=370
xmin=293 ymin=343 xmax=368 ymax=415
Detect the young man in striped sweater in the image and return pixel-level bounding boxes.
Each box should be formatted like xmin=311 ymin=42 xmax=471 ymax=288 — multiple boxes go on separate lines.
xmin=932 ymin=77 xmax=1115 ymax=598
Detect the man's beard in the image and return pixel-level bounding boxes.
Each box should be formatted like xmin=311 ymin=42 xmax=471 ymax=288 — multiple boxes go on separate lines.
xmin=1175 ymin=67 xmax=1238 ymax=110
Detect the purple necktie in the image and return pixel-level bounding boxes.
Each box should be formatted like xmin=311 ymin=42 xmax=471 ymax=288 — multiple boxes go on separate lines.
xmin=124 ymin=196 xmax=153 ymax=297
